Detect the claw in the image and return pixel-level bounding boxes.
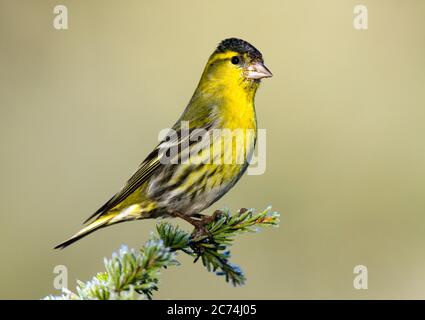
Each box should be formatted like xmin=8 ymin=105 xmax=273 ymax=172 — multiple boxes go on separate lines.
xmin=191 ymin=225 xmax=211 ymax=241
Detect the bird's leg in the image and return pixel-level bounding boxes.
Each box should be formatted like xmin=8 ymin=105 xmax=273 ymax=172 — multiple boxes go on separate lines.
xmin=191 ymin=213 xmax=204 ymax=220
xmin=191 ymin=210 xmax=223 ymax=224
xmin=170 ymin=211 xmax=211 ymax=239
xmin=170 ymin=211 xmax=201 ymax=226
xmin=171 ymin=211 xmax=227 ymax=240
xmin=190 ymin=210 xmax=225 ymax=240
xmin=199 ymin=210 xmax=224 ymax=225
xmin=170 ymin=210 xmax=226 ymax=240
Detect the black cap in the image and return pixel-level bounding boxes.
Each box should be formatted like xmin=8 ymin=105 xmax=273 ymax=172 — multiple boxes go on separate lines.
xmin=216 ymin=38 xmax=263 ymax=61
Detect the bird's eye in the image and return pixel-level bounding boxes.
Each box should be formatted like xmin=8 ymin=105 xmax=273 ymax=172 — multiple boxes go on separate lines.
xmin=231 ymin=56 xmax=240 ymax=65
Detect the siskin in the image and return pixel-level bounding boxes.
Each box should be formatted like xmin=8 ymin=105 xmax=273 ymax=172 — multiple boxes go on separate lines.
xmin=55 ymin=38 xmax=272 ymax=249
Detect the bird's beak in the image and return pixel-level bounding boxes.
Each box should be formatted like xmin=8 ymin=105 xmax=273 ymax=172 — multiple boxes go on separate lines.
xmin=246 ymin=62 xmax=273 ymax=79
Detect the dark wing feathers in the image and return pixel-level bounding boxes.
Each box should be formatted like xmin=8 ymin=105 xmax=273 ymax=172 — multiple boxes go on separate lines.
xmin=83 ymin=109 xmax=217 ymax=225
xmin=83 ymin=149 xmax=161 ymax=224
xmin=83 ymin=126 xmax=193 ymax=224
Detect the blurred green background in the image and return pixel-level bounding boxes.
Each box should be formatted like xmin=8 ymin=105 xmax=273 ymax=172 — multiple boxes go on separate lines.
xmin=1 ymin=0 xmax=425 ymax=299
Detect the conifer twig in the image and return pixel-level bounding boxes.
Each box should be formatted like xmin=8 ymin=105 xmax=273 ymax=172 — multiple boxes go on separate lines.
xmin=45 ymin=207 xmax=279 ymax=300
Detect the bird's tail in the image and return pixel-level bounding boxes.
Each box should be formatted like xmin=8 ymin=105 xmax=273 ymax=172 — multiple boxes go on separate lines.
xmin=54 ymin=213 xmax=116 ymax=250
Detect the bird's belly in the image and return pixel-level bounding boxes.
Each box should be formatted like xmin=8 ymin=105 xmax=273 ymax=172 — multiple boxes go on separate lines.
xmin=148 ymin=163 xmax=245 ymax=215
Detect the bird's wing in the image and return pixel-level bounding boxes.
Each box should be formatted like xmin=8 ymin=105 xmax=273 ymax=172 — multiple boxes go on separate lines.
xmin=83 ymin=119 xmax=214 ymax=224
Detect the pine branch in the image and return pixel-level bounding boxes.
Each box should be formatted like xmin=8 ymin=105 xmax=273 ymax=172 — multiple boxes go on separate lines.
xmin=45 ymin=207 xmax=279 ymax=300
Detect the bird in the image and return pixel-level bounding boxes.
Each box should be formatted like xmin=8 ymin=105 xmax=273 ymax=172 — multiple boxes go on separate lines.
xmin=55 ymin=38 xmax=272 ymax=249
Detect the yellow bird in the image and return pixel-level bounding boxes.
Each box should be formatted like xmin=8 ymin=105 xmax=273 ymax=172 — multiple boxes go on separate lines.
xmin=55 ymin=38 xmax=272 ymax=249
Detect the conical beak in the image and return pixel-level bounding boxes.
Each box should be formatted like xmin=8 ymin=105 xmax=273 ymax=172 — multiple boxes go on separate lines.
xmin=246 ymin=62 xmax=273 ymax=79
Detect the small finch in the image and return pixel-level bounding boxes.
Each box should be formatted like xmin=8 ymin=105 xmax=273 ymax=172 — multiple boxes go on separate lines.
xmin=55 ymin=38 xmax=272 ymax=249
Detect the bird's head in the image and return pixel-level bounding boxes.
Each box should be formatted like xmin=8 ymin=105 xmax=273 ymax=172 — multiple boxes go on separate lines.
xmin=201 ymin=38 xmax=272 ymax=92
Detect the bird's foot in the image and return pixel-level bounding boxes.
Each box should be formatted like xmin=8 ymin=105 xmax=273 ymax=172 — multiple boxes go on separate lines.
xmin=170 ymin=210 xmax=224 ymax=241
xmin=191 ymin=225 xmax=211 ymax=241
xmin=191 ymin=210 xmax=224 ymax=240
xmin=200 ymin=210 xmax=224 ymax=225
